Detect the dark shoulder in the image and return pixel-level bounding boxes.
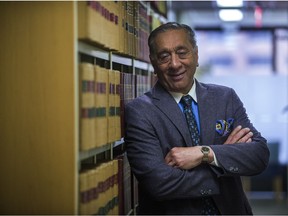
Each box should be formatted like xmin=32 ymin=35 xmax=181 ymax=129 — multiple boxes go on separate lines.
xmin=198 ymin=81 xmax=233 ymax=91
xmin=198 ymin=81 xmax=235 ymax=94
xmin=125 ymin=90 xmax=153 ymax=109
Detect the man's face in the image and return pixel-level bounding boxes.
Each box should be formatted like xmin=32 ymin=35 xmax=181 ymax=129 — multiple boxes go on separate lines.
xmin=150 ymin=29 xmax=198 ymax=94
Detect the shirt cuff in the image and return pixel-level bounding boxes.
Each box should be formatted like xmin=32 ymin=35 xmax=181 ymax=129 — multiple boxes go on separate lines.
xmin=209 ymin=147 xmax=219 ymax=167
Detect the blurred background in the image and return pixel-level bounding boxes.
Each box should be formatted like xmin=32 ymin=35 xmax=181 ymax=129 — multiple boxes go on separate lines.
xmin=0 ymin=1 xmax=287 ymax=214
xmin=168 ymin=0 xmax=288 ymax=214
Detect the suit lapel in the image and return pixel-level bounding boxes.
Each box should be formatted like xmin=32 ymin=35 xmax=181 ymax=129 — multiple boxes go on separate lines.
xmin=152 ymin=82 xmax=192 ymax=147
xmin=196 ymin=80 xmax=217 ymax=146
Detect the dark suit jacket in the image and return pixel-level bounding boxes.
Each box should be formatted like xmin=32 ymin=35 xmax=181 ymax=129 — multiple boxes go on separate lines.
xmin=124 ymin=80 xmax=270 ymax=215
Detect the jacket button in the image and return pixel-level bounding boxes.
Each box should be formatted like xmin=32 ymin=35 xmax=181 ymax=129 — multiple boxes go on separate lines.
xmin=200 ymin=189 xmax=204 ymax=195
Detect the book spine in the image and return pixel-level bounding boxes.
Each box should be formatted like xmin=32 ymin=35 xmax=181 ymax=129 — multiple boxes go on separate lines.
xmin=94 ymin=65 xmax=108 ymax=148
xmin=79 ymin=63 xmax=95 ymax=151
xmin=115 ymin=70 xmax=121 ymax=141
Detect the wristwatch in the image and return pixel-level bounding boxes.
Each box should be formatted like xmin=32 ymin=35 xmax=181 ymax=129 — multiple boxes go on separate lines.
xmin=201 ymin=146 xmax=210 ymax=163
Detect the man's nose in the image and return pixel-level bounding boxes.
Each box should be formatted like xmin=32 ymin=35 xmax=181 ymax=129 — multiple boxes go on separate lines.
xmin=169 ymin=53 xmax=181 ymax=69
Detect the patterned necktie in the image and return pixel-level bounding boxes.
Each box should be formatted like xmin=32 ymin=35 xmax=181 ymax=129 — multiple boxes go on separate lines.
xmin=180 ymin=95 xmax=220 ymax=215
xmin=180 ymin=95 xmax=201 ymax=146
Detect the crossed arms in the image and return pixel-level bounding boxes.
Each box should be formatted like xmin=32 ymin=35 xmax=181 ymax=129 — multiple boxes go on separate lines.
xmin=165 ymin=125 xmax=254 ymax=170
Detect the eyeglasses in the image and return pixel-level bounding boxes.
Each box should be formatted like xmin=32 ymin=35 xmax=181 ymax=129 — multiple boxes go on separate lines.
xmin=155 ymin=49 xmax=192 ymax=65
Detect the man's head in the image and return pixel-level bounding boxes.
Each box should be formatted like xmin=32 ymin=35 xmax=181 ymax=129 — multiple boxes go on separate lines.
xmin=148 ymin=22 xmax=199 ymax=94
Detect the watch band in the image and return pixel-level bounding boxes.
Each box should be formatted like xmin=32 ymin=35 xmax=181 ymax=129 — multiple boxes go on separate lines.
xmin=201 ymin=146 xmax=210 ymax=163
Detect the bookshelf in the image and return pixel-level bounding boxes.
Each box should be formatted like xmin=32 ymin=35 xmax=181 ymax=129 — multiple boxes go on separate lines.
xmin=0 ymin=1 xmax=166 ymax=215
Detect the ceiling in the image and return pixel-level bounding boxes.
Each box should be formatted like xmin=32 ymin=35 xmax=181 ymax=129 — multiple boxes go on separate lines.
xmin=168 ymin=1 xmax=288 ymax=31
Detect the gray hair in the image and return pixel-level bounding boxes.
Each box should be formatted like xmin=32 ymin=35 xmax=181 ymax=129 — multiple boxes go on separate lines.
xmin=148 ymin=22 xmax=197 ymax=56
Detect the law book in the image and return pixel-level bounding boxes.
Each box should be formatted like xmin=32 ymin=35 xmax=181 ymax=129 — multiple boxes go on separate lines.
xmin=106 ymin=161 xmax=114 ymax=215
xmin=97 ymin=160 xmax=119 ymax=215
xmin=128 ymin=1 xmax=135 ymax=57
xmin=118 ymin=1 xmax=125 ymax=54
xmin=110 ymin=1 xmax=121 ymax=52
xmin=135 ymin=74 xmax=142 ymax=97
xmin=108 ymin=69 xmax=116 ymax=143
xmin=138 ymin=3 xmax=146 ymax=61
xmin=79 ymin=170 xmax=89 ymax=215
xmin=112 ymin=159 xmax=119 ymax=214
xmin=87 ymin=169 xmax=96 ymax=215
xmin=78 ymin=1 xmax=103 ymax=48
xmin=114 ymin=70 xmax=121 ymax=141
xmin=79 ymin=62 xmax=95 ymax=151
xmin=139 ymin=3 xmax=151 ymax=62
xmin=96 ymin=163 xmax=107 ymax=215
xmin=94 ymin=65 xmax=108 ymax=148
xmin=99 ymin=1 xmax=120 ymax=51
xmin=116 ymin=155 xmax=124 ymax=215
xmin=123 ymin=0 xmax=129 ymax=54
xmin=78 ymin=1 xmax=121 ymax=52
xmin=133 ymin=1 xmax=140 ymax=58
xmin=120 ymin=72 xmax=136 ymax=139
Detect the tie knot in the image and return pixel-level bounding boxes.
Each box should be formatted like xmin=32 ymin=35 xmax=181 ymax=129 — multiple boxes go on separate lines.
xmin=180 ymin=95 xmax=193 ymax=107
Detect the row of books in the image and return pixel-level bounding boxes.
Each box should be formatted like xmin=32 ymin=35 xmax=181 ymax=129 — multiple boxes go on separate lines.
xmin=80 ymin=63 xmax=121 ymax=151
xmin=80 ymin=62 xmax=155 ymax=151
xmin=79 ymin=154 xmax=136 ymax=215
xmin=78 ymin=1 xmax=165 ymax=62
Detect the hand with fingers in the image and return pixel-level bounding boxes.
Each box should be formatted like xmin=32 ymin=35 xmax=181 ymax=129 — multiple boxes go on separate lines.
xmin=224 ymin=125 xmax=253 ymax=144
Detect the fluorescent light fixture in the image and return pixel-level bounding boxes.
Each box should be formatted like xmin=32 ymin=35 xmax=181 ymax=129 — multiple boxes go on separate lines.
xmin=219 ymin=9 xmax=243 ymax=21
xmin=216 ymin=0 xmax=243 ymax=7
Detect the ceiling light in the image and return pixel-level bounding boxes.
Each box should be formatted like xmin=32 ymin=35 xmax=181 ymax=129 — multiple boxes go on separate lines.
xmin=216 ymin=0 xmax=243 ymax=7
xmin=219 ymin=9 xmax=243 ymax=21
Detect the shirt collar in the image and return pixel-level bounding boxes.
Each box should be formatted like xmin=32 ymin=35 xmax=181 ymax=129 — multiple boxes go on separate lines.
xmin=169 ymin=79 xmax=197 ymax=104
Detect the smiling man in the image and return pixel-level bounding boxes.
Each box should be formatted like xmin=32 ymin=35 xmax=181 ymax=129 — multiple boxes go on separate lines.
xmin=124 ymin=22 xmax=269 ymax=215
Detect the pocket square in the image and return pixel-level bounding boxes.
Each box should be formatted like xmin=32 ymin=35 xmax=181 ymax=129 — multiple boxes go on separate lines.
xmin=216 ymin=118 xmax=234 ymax=136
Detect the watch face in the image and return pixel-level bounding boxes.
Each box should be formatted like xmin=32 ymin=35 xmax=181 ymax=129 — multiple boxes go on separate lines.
xmin=201 ymin=146 xmax=209 ymax=163
xmin=202 ymin=146 xmax=209 ymax=152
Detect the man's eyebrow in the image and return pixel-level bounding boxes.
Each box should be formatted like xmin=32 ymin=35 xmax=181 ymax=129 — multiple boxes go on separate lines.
xmin=157 ymin=45 xmax=189 ymax=54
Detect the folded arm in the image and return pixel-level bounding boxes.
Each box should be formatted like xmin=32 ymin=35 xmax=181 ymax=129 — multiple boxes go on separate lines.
xmin=165 ymin=125 xmax=253 ymax=169
xmin=125 ymin=101 xmax=220 ymax=201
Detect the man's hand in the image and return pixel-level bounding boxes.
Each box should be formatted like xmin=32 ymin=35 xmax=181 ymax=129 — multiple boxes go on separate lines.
xmin=224 ymin=125 xmax=253 ymax=144
xmin=165 ymin=146 xmax=203 ymax=170
xmin=165 ymin=125 xmax=253 ymax=170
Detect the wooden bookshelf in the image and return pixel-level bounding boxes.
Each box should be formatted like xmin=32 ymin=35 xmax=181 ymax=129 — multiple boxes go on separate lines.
xmin=0 ymin=1 xmax=78 ymax=214
xmin=0 ymin=1 xmax=165 ymax=214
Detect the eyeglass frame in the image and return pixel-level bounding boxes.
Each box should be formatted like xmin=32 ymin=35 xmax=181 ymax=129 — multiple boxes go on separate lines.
xmin=151 ymin=46 xmax=198 ymax=65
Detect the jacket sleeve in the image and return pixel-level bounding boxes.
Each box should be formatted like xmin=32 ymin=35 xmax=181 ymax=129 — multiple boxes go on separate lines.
xmin=210 ymin=88 xmax=270 ymax=177
xmin=124 ymin=99 xmax=220 ymax=201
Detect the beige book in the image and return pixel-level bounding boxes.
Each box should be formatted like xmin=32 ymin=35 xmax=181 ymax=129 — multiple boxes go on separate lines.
xmin=96 ymin=163 xmax=108 ymax=215
xmin=79 ymin=63 xmax=95 ymax=151
xmin=78 ymin=1 xmax=102 ymax=45
xmin=94 ymin=65 xmax=108 ymax=148
xmin=79 ymin=170 xmax=89 ymax=215
xmin=106 ymin=161 xmax=114 ymax=215
xmin=114 ymin=70 xmax=121 ymax=141
xmin=108 ymin=69 xmax=116 ymax=143
xmin=112 ymin=159 xmax=119 ymax=214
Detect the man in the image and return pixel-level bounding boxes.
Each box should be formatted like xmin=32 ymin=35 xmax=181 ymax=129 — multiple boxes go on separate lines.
xmin=124 ymin=22 xmax=269 ymax=215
